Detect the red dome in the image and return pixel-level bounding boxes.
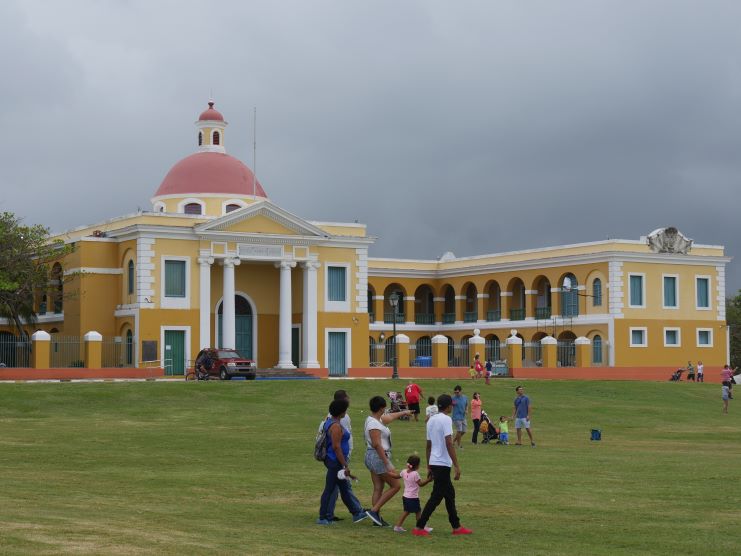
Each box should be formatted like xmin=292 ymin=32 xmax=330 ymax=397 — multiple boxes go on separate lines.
xmin=198 ymin=101 xmax=224 ymax=121
xmin=154 ymin=152 xmax=267 ymax=198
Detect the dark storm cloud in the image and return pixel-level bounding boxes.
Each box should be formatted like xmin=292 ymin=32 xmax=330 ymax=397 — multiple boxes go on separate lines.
xmin=0 ymin=0 xmax=739 ymax=291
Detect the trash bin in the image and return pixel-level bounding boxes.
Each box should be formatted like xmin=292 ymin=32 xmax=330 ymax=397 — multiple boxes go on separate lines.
xmin=415 ymin=356 xmax=432 ymax=368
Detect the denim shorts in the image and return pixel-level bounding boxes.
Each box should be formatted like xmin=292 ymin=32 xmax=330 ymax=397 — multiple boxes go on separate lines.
xmin=515 ymin=417 xmax=530 ymax=429
xmin=364 ymin=448 xmax=391 ymax=474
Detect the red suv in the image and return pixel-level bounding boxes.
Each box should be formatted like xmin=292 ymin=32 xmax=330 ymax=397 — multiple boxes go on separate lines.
xmin=194 ymin=348 xmax=257 ymax=380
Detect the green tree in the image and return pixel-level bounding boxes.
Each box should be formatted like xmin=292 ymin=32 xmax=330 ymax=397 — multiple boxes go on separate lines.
xmin=0 ymin=212 xmax=71 ymax=337
xmin=728 ymin=289 xmax=741 ymax=369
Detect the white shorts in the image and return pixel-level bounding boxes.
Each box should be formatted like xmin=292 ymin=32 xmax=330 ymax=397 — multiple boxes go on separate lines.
xmin=515 ymin=417 xmax=531 ymax=429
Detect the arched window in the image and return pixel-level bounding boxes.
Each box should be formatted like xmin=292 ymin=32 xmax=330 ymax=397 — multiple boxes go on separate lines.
xmin=184 ymin=203 xmax=202 ymax=215
xmin=593 ymin=335 xmax=603 ymax=364
xmin=415 ymin=336 xmax=432 ymax=358
xmin=127 ymin=260 xmax=135 ymax=295
xmin=592 ymin=279 xmax=602 ymax=307
xmin=561 ymin=274 xmax=579 ymax=317
xmin=198 ymin=131 xmax=202 ymax=146
xmin=51 ymin=263 xmax=63 ymax=313
xmin=126 ymin=330 xmax=134 ymax=366
xmin=212 ymin=131 xmax=220 ymax=145
xmin=225 ymin=204 xmax=241 ymax=213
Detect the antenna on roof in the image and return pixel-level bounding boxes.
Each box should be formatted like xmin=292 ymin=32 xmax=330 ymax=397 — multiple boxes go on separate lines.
xmin=252 ymin=106 xmax=257 ymax=200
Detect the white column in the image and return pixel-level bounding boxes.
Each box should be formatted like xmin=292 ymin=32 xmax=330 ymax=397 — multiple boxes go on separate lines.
xmin=276 ymin=261 xmax=297 ymax=368
xmin=198 ymin=256 xmax=214 ymax=349
xmin=300 ymin=261 xmax=320 ymax=368
xmin=222 ymin=257 xmax=240 ymax=349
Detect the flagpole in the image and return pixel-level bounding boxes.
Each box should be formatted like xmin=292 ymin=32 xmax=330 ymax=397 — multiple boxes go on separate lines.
xmin=252 ymin=106 xmax=257 ymax=200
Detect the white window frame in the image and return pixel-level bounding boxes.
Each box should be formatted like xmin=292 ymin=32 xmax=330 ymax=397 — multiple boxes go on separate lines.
xmin=177 ymin=198 xmax=205 ymax=215
xmin=662 ymin=274 xmax=679 ymax=310
xmin=628 ymin=273 xmax=646 ymax=309
xmin=153 ymin=201 xmax=166 ymax=213
xmin=695 ymin=275 xmax=712 ymax=310
xmin=696 ymin=328 xmax=713 ymax=348
xmin=221 ymin=199 xmax=248 ymax=215
xmin=629 ymin=327 xmax=648 ymax=347
xmin=161 ymin=256 xmax=191 ymax=309
xmin=663 ymin=327 xmax=681 ymax=347
xmin=324 ymin=327 xmax=352 ymax=373
xmin=325 ymin=263 xmax=350 ymax=312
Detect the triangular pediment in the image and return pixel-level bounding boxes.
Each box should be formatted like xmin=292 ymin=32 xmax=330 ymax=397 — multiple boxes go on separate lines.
xmin=195 ymin=200 xmax=329 ymax=238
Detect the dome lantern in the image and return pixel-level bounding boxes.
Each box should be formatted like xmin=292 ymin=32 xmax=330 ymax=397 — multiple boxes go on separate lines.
xmin=196 ymin=99 xmax=227 ymax=154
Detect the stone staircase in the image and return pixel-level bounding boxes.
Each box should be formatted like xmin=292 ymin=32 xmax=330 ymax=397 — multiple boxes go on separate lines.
xmin=255 ymin=368 xmax=318 ymax=379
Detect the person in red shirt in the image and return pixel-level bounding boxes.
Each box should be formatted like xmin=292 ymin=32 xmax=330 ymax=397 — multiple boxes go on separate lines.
xmin=404 ymin=381 xmax=423 ymax=422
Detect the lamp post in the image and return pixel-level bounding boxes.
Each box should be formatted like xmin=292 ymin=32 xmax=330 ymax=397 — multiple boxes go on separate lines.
xmin=389 ymin=292 xmax=399 ymax=379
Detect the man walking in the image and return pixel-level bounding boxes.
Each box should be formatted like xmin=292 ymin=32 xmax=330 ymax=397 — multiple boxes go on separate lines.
xmin=451 ymin=385 xmax=468 ymax=448
xmin=412 ymin=394 xmax=472 ymax=536
xmin=512 ymin=385 xmax=535 ymax=447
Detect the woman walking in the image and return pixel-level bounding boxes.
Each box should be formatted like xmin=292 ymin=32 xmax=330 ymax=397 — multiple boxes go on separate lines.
xmin=471 ymin=392 xmax=482 ymax=444
xmin=364 ymin=395 xmax=412 ymax=526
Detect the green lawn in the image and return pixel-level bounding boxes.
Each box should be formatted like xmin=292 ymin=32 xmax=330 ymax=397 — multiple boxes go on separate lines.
xmin=0 ymin=378 xmax=739 ymax=555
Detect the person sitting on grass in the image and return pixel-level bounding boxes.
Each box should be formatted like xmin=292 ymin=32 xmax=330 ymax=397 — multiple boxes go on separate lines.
xmin=392 ymin=455 xmax=433 ymax=533
xmin=317 ymin=399 xmax=369 ymax=525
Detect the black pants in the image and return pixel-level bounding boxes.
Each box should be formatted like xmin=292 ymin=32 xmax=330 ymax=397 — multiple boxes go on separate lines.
xmin=471 ymin=418 xmax=481 ymax=444
xmin=416 ymin=465 xmax=461 ymax=529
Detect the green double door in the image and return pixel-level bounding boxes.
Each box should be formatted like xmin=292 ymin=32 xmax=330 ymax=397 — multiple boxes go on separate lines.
xmin=327 ymin=331 xmax=347 ymax=377
xmin=164 ymin=330 xmax=185 ymax=376
xmin=217 ymin=315 xmax=253 ymax=359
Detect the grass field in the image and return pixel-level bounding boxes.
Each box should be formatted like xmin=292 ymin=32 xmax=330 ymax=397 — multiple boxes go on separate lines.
xmin=0 ymin=378 xmax=739 ymax=555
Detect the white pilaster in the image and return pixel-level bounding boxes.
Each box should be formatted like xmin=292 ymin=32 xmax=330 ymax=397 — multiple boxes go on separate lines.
xmin=276 ymin=261 xmax=297 ymax=369
xmin=222 ymin=257 xmax=240 ymax=349
xmin=198 ymin=257 xmax=214 ymax=349
xmin=301 ymin=261 xmax=320 ymax=368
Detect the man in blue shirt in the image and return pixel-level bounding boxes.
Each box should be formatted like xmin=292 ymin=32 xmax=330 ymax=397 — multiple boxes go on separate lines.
xmin=451 ymin=385 xmax=469 ymax=448
xmin=511 ymin=385 xmax=535 ymax=447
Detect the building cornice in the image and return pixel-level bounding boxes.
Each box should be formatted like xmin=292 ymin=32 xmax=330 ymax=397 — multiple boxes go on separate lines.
xmin=369 ymin=251 xmax=732 ymax=279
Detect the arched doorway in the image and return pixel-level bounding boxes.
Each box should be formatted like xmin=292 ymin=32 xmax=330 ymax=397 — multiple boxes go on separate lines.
xmin=217 ymin=295 xmax=254 ymax=358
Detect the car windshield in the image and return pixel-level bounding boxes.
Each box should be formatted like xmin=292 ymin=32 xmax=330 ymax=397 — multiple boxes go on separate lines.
xmin=217 ymin=350 xmax=246 ymax=359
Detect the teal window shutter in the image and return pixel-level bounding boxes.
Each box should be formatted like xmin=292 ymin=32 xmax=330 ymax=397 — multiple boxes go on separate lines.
xmin=630 ymin=275 xmax=643 ymax=306
xmin=328 ymin=267 xmax=346 ymax=301
xmin=165 ymin=260 xmax=186 ymax=297
xmin=696 ymin=278 xmax=709 ymax=308
xmin=592 ymin=279 xmax=602 ymax=306
xmin=631 ymin=329 xmax=644 ymax=345
xmin=127 ymin=260 xmax=135 ymax=295
xmin=663 ymin=276 xmax=676 ymax=307
xmin=592 ymin=335 xmax=602 ymax=363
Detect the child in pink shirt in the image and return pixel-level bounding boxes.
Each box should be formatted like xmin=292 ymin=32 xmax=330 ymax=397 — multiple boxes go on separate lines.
xmin=393 ymin=455 xmax=432 ymax=533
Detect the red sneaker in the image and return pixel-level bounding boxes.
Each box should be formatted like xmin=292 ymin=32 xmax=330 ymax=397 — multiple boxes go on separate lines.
xmin=412 ymin=528 xmax=430 ymax=537
xmin=452 ymin=526 xmax=473 ymax=535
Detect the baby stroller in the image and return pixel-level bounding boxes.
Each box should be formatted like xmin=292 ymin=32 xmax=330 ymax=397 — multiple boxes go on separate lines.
xmin=669 ymin=369 xmax=684 ymax=381
xmin=387 ymin=391 xmax=410 ymax=420
xmin=480 ymin=411 xmax=499 ymax=444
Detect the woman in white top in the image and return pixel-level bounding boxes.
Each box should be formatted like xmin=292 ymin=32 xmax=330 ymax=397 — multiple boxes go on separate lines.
xmin=363 ymin=395 xmax=412 ymax=526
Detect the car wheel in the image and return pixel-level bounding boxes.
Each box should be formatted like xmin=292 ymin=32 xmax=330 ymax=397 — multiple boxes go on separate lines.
xmin=220 ymin=367 xmax=230 ymax=380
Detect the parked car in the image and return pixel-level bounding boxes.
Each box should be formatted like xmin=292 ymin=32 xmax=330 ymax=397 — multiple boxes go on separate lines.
xmin=194 ymin=348 xmax=256 ymax=380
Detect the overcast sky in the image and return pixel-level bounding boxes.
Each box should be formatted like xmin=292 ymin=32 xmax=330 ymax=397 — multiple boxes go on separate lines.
xmin=1 ymin=1 xmax=739 ymax=293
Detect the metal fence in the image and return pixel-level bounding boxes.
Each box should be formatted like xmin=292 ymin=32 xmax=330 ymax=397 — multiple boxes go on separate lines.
xmin=522 ymin=342 xmax=543 ymax=368
xmin=369 ymin=343 xmax=391 ymax=367
xmin=0 ymin=335 xmax=31 ymax=368
xmin=50 ymin=335 xmax=83 ymax=368
xmin=448 ymin=343 xmax=470 ymax=367
xmin=557 ymin=341 xmax=576 ymax=367
xmin=101 ymin=337 xmax=135 ymax=368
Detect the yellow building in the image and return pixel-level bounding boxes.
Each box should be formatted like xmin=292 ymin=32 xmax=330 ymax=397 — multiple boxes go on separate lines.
xmin=7 ymin=102 xmax=731 ymax=377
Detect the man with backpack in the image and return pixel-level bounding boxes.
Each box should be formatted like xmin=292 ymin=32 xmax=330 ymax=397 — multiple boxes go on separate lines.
xmin=316 ymin=390 xmax=367 ymax=524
